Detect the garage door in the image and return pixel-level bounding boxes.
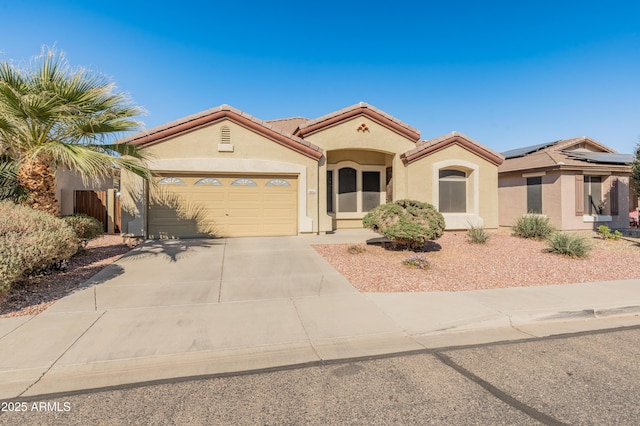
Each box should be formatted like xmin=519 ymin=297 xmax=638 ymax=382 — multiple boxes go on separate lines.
xmin=148 ymin=174 xmax=298 ymax=238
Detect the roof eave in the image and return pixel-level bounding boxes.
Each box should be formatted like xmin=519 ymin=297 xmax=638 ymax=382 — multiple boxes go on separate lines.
xmin=401 ymin=136 xmax=504 ymax=166
xmin=121 ymin=109 xmax=323 ymax=161
xmin=295 ymin=106 xmax=420 ymax=141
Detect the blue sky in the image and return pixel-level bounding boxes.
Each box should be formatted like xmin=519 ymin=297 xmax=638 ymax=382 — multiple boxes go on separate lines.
xmin=1 ymin=1 xmax=639 ymax=153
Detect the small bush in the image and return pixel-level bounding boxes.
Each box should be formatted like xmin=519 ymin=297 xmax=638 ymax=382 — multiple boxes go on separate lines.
xmin=0 ymin=201 xmax=79 ymax=296
xmin=63 ymin=214 xmax=104 ymax=248
xmin=363 ymin=199 xmax=446 ymax=250
xmin=467 ymin=223 xmax=489 ymax=244
xmin=512 ymin=214 xmax=555 ymax=240
xmin=402 ymin=254 xmax=430 ymax=270
xmin=347 ymin=244 xmax=367 ymax=254
xmin=546 ymin=232 xmax=592 ymax=258
xmin=597 ymin=225 xmax=622 ymax=240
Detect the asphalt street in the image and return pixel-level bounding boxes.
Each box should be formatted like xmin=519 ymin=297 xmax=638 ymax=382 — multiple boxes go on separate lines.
xmin=1 ymin=325 xmax=638 ymax=425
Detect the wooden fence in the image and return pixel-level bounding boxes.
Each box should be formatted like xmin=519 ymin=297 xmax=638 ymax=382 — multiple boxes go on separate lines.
xmin=74 ymin=190 xmax=120 ymax=233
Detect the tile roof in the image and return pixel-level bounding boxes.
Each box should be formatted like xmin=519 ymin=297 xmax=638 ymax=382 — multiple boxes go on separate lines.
xmin=499 ymin=137 xmax=631 ymax=173
xmin=118 ymin=105 xmax=323 ymax=161
xmin=294 ymin=102 xmax=421 ymax=141
xmin=401 ymin=131 xmax=504 ymax=166
xmin=264 ymin=117 xmax=310 ymax=134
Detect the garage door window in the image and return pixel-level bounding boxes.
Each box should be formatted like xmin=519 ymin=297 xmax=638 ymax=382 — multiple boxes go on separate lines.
xmin=157 ymin=177 xmax=185 ymax=185
xmin=195 ymin=178 xmax=222 ymax=185
xmin=231 ymin=178 xmax=257 ymax=186
xmin=265 ymin=179 xmax=291 ymax=187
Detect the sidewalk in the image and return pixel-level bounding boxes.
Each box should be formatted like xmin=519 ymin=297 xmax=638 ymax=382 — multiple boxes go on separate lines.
xmin=1 ymin=231 xmax=639 ymax=400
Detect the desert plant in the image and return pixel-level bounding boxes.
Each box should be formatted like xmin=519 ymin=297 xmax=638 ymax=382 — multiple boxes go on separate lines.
xmin=402 ymin=254 xmax=431 ymax=270
xmin=512 ymin=214 xmax=555 ymax=240
xmin=546 ymin=232 xmax=592 ymax=258
xmin=597 ymin=225 xmax=622 ymax=240
xmin=363 ymin=199 xmax=445 ymax=250
xmin=347 ymin=244 xmax=367 ymax=254
xmin=0 ymin=201 xmax=79 ymax=296
xmin=0 ymin=48 xmax=151 ymax=216
xmin=63 ymin=214 xmax=104 ymax=248
xmin=467 ymin=223 xmax=489 ymax=244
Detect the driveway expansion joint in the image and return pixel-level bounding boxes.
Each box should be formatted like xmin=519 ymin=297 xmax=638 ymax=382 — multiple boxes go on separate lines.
xmin=17 ymin=311 xmax=107 ymax=398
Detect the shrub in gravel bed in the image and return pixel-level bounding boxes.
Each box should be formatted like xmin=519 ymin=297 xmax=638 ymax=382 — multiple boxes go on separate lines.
xmin=63 ymin=214 xmax=104 ymax=248
xmin=512 ymin=214 xmax=555 ymax=240
xmin=467 ymin=223 xmax=489 ymax=244
xmin=597 ymin=225 xmax=622 ymax=240
xmin=363 ymin=199 xmax=445 ymax=250
xmin=0 ymin=201 xmax=79 ymax=296
xmin=402 ymin=254 xmax=430 ymax=270
xmin=546 ymin=232 xmax=592 ymax=258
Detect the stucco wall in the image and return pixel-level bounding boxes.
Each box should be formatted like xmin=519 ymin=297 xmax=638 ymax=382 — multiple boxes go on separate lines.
xmin=499 ymin=170 xmax=631 ymax=231
xmin=305 ymin=116 xmax=417 ymax=232
xmin=121 ymin=119 xmax=319 ymax=235
xmin=55 ymin=169 xmax=114 ymax=216
xmin=406 ymin=144 xmax=500 ymax=229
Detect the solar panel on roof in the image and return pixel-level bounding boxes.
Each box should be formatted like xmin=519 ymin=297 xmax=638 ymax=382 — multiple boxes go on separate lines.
xmin=501 ymin=141 xmax=559 ymax=159
xmin=562 ymin=151 xmax=634 ymax=164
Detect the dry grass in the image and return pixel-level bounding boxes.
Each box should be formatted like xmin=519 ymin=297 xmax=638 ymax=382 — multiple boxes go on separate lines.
xmin=313 ymin=231 xmax=640 ymax=292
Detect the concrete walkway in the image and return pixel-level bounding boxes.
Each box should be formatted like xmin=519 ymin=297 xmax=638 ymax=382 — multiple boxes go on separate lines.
xmin=1 ymin=230 xmax=639 ymax=399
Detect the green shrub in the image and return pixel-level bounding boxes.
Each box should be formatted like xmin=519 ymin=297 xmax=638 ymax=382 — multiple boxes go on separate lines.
xmin=467 ymin=223 xmax=489 ymax=244
xmin=597 ymin=225 xmax=622 ymax=240
xmin=0 ymin=201 xmax=79 ymax=296
xmin=512 ymin=214 xmax=555 ymax=240
xmin=402 ymin=254 xmax=431 ymax=270
xmin=63 ymin=214 xmax=104 ymax=248
xmin=363 ymin=199 xmax=445 ymax=250
xmin=546 ymin=232 xmax=592 ymax=258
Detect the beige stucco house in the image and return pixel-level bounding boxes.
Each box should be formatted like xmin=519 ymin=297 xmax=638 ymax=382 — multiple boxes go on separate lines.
xmin=119 ymin=103 xmax=504 ymax=239
xmin=498 ymin=137 xmax=634 ymax=230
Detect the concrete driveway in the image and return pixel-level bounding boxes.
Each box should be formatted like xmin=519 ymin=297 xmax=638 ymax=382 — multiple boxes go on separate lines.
xmin=1 ymin=231 xmax=640 ymax=399
xmin=0 ymin=234 xmax=421 ymax=398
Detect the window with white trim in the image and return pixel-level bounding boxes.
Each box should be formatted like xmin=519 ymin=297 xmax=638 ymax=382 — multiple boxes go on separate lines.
xmin=328 ymin=163 xmax=385 ymax=216
xmin=584 ymin=176 xmax=602 ymax=214
xmin=438 ymin=169 xmax=466 ymax=213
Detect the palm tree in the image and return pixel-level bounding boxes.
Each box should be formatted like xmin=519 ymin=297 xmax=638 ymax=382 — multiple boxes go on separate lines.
xmin=0 ymin=49 xmax=151 ymax=216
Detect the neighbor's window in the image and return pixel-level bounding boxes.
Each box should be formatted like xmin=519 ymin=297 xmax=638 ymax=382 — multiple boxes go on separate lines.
xmin=526 ymin=177 xmax=542 ymax=214
xmin=439 ymin=169 xmax=466 ymax=213
xmin=584 ymin=176 xmax=602 ymax=214
xmin=338 ymin=167 xmax=357 ymax=212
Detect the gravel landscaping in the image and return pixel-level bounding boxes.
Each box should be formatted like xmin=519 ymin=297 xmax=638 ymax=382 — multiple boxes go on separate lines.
xmin=0 ymin=235 xmax=136 ymax=318
xmin=2 ymin=230 xmax=639 ymax=318
xmin=313 ymin=231 xmax=640 ymax=293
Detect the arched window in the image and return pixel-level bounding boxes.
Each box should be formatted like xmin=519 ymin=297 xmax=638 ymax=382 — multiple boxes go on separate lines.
xmin=231 ymin=178 xmax=257 ymax=186
xmin=157 ymin=177 xmax=185 ymax=185
xmin=265 ymin=179 xmax=290 ymax=187
xmin=439 ymin=169 xmax=466 ymax=213
xmin=195 ymin=178 xmax=222 ymax=186
xmin=338 ymin=167 xmax=357 ymax=212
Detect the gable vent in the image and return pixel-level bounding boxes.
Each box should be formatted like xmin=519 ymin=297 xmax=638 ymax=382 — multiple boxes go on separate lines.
xmin=221 ymin=126 xmax=231 ymax=144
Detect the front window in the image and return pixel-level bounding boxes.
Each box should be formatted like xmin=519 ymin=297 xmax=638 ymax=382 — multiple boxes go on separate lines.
xmin=362 ymin=171 xmax=381 ymax=212
xmin=338 ymin=167 xmax=357 ymax=212
xmin=584 ymin=176 xmax=602 ymax=214
xmin=526 ymin=177 xmax=542 ymax=214
xmin=439 ymin=169 xmax=466 ymax=213
xmin=328 ymin=164 xmax=384 ymax=215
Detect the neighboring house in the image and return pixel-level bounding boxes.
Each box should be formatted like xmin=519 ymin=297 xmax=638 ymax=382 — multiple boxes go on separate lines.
xmin=118 ymin=103 xmax=504 ymax=239
xmin=55 ymin=168 xmax=115 ymax=216
xmin=498 ymin=137 xmax=634 ymax=230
